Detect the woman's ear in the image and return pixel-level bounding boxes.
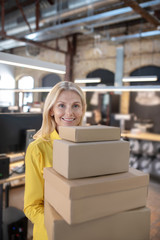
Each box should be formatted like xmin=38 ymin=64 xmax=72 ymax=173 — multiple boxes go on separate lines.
xmin=50 ymin=108 xmax=54 ymax=116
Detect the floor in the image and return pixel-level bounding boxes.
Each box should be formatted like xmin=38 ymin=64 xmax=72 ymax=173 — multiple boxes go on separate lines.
xmin=2 ymin=177 xmax=160 ymax=240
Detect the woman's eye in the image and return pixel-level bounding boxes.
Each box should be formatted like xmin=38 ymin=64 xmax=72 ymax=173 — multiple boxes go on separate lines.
xmin=58 ymin=104 xmax=65 ymax=108
xmin=73 ymin=104 xmax=79 ymax=108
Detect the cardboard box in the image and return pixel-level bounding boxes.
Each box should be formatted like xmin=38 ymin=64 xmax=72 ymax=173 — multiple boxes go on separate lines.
xmin=44 ymin=167 xmax=149 ymax=225
xmin=53 ymin=139 xmax=129 ymax=179
xmin=44 ymin=201 xmax=150 ymax=240
xmin=59 ymin=125 xmax=121 ymax=142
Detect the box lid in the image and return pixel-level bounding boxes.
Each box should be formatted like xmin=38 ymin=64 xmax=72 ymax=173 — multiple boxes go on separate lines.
xmin=44 ymin=168 xmax=149 ymax=200
xmin=59 ymin=125 xmax=121 ymax=142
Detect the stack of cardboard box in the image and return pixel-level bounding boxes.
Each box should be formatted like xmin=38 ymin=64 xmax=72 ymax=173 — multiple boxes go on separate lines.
xmin=44 ymin=125 xmax=150 ymax=240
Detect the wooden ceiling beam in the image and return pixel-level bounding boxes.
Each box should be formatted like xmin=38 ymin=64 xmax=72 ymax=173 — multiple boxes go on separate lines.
xmin=2 ymin=0 xmax=36 ymax=15
xmin=0 ymin=0 xmax=6 ymax=35
xmin=15 ymin=0 xmax=33 ymax=33
xmin=0 ymin=32 xmax=67 ymax=54
xmin=123 ymin=0 xmax=160 ymax=27
xmin=35 ymin=0 xmax=40 ymax=31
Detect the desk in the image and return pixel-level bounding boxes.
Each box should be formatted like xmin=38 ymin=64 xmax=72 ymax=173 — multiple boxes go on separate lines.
xmin=121 ymin=131 xmax=160 ymax=142
xmin=0 ymin=174 xmax=25 ymax=240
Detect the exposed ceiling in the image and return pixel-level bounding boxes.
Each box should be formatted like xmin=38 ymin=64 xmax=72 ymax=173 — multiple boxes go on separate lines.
xmin=0 ymin=0 xmax=160 ymax=52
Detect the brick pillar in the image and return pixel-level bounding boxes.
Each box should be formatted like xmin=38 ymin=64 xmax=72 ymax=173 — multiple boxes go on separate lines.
xmin=65 ymin=36 xmax=76 ymax=82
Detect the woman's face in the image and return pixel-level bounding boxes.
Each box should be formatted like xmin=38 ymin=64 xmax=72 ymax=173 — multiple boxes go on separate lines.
xmin=51 ymin=90 xmax=83 ymax=130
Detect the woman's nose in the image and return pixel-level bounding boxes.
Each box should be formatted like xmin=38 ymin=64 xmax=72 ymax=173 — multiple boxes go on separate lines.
xmin=65 ymin=106 xmax=73 ymax=116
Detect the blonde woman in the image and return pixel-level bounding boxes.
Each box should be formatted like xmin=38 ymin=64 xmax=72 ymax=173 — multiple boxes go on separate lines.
xmin=24 ymin=81 xmax=86 ymax=240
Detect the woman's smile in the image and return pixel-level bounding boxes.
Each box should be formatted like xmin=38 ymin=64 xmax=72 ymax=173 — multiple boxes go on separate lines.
xmin=62 ymin=117 xmax=76 ymax=122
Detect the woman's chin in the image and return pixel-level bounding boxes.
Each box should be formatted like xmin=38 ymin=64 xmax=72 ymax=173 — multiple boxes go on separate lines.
xmin=63 ymin=122 xmax=76 ymax=126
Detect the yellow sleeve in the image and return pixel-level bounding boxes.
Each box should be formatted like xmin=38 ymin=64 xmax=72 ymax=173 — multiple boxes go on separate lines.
xmin=24 ymin=142 xmax=48 ymax=240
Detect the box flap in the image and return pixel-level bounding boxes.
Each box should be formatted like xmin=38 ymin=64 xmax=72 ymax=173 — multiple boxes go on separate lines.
xmin=44 ymin=167 xmax=149 ymax=200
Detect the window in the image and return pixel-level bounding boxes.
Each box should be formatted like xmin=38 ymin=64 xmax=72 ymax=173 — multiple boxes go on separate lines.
xmin=18 ymin=76 xmax=34 ymax=111
xmin=0 ymin=64 xmax=15 ymax=107
xmin=18 ymin=76 xmax=34 ymax=104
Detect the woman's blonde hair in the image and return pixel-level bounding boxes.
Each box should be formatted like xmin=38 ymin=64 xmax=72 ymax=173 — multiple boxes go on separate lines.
xmin=34 ymin=81 xmax=86 ymax=140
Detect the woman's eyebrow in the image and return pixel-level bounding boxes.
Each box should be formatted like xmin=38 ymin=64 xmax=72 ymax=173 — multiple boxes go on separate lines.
xmin=56 ymin=101 xmax=65 ymax=103
xmin=57 ymin=101 xmax=81 ymax=103
xmin=73 ymin=101 xmax=81 ymax=103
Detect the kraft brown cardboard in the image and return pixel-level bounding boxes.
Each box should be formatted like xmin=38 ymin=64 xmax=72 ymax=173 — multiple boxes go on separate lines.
xmin=53 ymin=139 xmax=129 ymax=179
xmin=44 ymin=200 xmax=150 ymax=240
xmin=59 ymin=125 xmax=121 ymax=142
xmin=44 ymin=167 xmax=149 ymax=224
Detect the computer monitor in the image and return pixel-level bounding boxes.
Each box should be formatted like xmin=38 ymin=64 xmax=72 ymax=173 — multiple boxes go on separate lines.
xmin=0 ymin=113 xmax=42 ymax=154
xmin=115 ymin=114 xmax=133 ymax=131
xmin=111 ymin=114 xmax=132 ymax=131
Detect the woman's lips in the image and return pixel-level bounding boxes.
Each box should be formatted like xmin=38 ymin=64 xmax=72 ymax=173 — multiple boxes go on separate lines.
xmin=62 ymin=118 xmax=75 ymax=122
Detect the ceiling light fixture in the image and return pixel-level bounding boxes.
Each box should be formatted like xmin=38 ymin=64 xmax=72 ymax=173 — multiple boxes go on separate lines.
xmin=122 ymin=76 xmax=158 ymax=82
xmin=1 ymin=85 xmax=160 ymax=93
xmin=0 ymin=52 xmax=66 ymax=74
xmin=75 ymin=78 xmax=101 ymax=83
xmin=81 ymin=85 xmax=160 ymax=92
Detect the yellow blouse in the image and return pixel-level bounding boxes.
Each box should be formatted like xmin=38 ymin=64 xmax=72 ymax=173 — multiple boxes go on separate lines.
xmin=24 ymin=130 xmax=60 ymax=240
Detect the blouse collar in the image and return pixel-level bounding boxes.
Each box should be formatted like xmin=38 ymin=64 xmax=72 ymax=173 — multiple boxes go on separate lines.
xmin=50 ymin=129 xmax=61 ymax=141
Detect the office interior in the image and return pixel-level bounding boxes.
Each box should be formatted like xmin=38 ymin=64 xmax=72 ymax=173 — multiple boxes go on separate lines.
xmin=0 ymin=0 xmax=160 ymax=239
